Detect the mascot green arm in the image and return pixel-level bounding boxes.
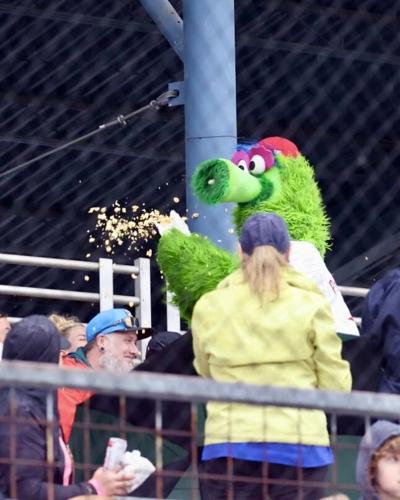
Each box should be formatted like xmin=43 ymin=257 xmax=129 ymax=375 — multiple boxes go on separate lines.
xmin=157 ymin=228 xmax=239 ymax=321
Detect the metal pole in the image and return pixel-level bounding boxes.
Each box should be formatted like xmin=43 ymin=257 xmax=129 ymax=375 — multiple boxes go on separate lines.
xmin=99 ymin=258 xmax=114 ymax=310
xmin=0 ymin=284 xmax=138 ymax=305
xmin=134 ymin=258 xmax=152 ymax=360
xmin=0 ymin=252 xmax=139 ymax=275
xmin=1 ymin=360 xmax=399 ymax=420
xmin=139 ymin=0 xmax=184 ymax=61
xmin=166 ymin=289 xmax=181 ymax=333
xmin=183 ymin=0 xmax=237 ymax=252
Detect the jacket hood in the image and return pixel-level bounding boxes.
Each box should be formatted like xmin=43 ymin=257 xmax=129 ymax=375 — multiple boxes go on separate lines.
xmin=3 ymin=315 xmax=62 ymax=364
xmin=356 ymin=420 xmax=400 ymax=498
xmin=361 ymin=269 xmax=400 ymax=393
xmin=361 ymin=268 xmax=400 ymax=342
xmin=67 ymin=346 xmax=90 ymax=365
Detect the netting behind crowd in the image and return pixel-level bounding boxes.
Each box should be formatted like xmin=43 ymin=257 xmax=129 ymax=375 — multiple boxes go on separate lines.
xmin=0 ymin=0 xmax=399 ymax=321
xmin=0 ymin=1 xmax=400 ymax=499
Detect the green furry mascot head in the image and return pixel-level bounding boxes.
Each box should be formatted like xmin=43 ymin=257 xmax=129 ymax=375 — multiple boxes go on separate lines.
xmin=192 ymin=136 xmax=331 ymax=256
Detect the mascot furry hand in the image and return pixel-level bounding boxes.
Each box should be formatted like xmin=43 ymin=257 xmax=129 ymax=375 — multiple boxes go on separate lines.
xmin=157 ymin=137 xmax=358 ymax=336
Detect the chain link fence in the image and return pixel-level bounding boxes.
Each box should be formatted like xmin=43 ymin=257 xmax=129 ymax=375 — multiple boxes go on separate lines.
xmin=0 ymin=0 xmax=398 ymax=323
xmin=0 ymin=2 xmax=399 ymax=498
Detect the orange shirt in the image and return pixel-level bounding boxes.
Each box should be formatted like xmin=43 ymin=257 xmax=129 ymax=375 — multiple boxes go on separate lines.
xmin=58 ymin=356 xmax=94 ymax=443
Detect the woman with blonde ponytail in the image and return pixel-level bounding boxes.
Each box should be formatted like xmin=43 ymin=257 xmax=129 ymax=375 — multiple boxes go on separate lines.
xmin=192 ymin=212 xmax=351 ymax=500
xmin=241 ymin=245 xmax=288 ymax=303
xmin=48 ymin=314 xmax=86 ymax=354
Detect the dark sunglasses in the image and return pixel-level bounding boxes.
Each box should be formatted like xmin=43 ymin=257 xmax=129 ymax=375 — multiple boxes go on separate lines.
xmin=96 ymin=314 xmax=139 ymax=335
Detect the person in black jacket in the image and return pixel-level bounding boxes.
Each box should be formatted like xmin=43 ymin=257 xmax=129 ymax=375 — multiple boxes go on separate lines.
xmin=0 ymin=315 xmax=132 ymax=500
xmin=361 ymin=268 xmax=400 ymax=394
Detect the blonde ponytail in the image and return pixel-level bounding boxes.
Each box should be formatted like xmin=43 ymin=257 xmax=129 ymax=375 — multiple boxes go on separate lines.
xmin=240 ymin=245 xmax=288 ymax=302
xmin=48 ymin=313 xmax=82 ymax=338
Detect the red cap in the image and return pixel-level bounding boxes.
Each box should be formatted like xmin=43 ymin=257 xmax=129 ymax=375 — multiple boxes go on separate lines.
xmin=260 ymin=137 xmax=300 ymax=157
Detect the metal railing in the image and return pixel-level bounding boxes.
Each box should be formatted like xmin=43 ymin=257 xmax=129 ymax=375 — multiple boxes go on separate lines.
xmin=0 ymin=250 xmax=369 ymax=335
xmin=0 ymin=361 xmax=393 ymax=417
xmin=0 ymin=250 xmax=368 ymax=332
xmin=0 ymin=252 xmax=151 ymax=325
xmin=338 ymin=285 xmax=368 ymax=327
xmin=0 ymin=361 xmax=394 ymax=499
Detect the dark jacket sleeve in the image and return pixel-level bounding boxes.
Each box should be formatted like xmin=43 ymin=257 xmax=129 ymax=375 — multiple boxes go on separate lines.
xmin=361 ymin=269 xmax=400 ymax=385
xmin=1 ymin=404 xmax=89 ymax=500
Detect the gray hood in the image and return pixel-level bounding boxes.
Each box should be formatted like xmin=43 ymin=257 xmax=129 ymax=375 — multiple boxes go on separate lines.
xmin=356 ymin=420 xmax=400 ymax=499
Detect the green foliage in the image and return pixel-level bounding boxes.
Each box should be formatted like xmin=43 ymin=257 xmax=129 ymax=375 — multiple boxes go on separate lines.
xmin=157 ymin=229 xmax=239 ymax=321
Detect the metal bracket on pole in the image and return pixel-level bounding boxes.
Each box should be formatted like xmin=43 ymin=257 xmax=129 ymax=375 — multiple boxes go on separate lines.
xmin=168 ymin=81 xmax=184 ymax=106
xmin=134 ymin=257 xmax=152 ymax=360
xmin=99 ymin=258 xmax=114 ymax=311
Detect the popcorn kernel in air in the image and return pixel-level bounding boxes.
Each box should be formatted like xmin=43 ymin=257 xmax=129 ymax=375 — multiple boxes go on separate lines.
xmin=173 ymin=197 xmax=180 ymax=203
xmin=88 ymin=202 xmax=173 ymax=254
xmin=146 ymin=249 xmax=153 ymax=257
xmin=84 ymin=275 xmax=90 ymax=282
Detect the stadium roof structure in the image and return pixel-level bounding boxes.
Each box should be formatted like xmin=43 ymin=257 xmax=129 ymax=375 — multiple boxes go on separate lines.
xmin=0 ymin=0 xmax=399 ymax=324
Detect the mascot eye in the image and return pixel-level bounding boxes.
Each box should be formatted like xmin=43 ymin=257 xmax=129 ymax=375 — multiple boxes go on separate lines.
xmin=231 ymin=150 xmax=249 ymax=173
xmin=248 ymin=146 xmax=275 ymax=175
xmin=249 ymin=154 xmax=266 ymax=174
xmin=237 ymin=159 xmax=249 ymax=171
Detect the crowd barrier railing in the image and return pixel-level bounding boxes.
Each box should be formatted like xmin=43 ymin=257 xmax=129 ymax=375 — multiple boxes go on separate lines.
xmin=0 ymin=361 xmax=395 ymax=499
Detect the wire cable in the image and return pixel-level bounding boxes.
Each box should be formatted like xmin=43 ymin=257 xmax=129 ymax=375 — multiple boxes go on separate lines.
xmin=0 ymin=89 xmax=178 ymax=180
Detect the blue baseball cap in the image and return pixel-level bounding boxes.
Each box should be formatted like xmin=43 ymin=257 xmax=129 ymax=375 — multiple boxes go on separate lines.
xmin=86 ymin=308 xmax=154 ymax=343
xmin=239 ymin=212 xmax=290 ymax=256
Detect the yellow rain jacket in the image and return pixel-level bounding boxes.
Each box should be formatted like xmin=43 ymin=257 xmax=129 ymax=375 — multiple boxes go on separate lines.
xmin=191 ymin=266 xmax=351 ymax=447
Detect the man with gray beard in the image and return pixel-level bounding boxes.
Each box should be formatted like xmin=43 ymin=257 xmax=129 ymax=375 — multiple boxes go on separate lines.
xmin=58 ymin=309 xmax=196 ymax=499
xmin=58 ymin=308 xmax=153 ymax=443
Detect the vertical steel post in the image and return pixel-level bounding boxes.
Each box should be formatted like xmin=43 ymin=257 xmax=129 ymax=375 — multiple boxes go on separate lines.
xmin=183 ymin=0 xmax=237 ymax=252
xmin=166 ymin=288 xmax=181 ymax=333
xmin=134 ymin=257 xmax=152 ymax=360
xmin=99 ymin=258 xmax=114 ymax=311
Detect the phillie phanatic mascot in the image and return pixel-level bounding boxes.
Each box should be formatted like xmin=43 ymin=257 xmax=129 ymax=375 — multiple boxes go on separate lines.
xmin=74 ymin=138 xmax=361 ymax=499
xmin=157 ymin=136 xmax=358 ymax=337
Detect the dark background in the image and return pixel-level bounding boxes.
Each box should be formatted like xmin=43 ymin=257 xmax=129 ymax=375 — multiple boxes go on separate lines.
xmin=0 ymin=0 xmax=399 ymax=328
